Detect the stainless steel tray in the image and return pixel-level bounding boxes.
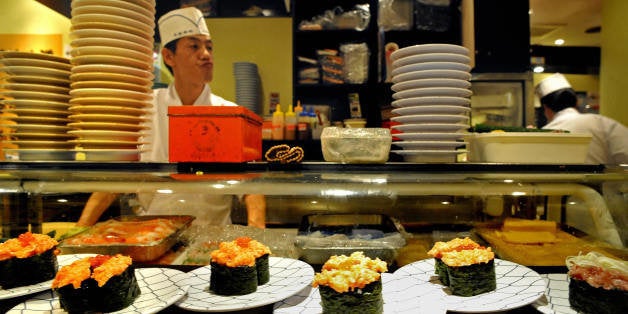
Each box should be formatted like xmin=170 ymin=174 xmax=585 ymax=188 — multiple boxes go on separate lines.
xmin=59 ymin=215 xmax=194 ymax=262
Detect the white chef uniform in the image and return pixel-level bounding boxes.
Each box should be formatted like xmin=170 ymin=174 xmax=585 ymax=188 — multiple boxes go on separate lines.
xmin=137 ymin=83 xmax=237 ymax=225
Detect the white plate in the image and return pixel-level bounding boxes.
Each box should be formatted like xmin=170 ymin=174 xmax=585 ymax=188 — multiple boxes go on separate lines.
xmin=392 ymin=69 xmax=472 ymax=83
xmin=0 ymin=90 xmax=71 ymax=102
xmin=176 ymin=257 xmax=314 ymax=312
xmin=68 ymin=122 xmax=148 ymax=132
xmin=2 ymin=108 xmax=69 ymax=118
xmin=0 ymin=99 xmax=70 ymax=110
xmin=71 ymin=37 xmax=153 ymax=55
xmin=3 ymin=75 xmax=70 ymax=86
xmin=69 ymin=105 xmax=148 ymax=116
xmin=392 ymin=123 xmax=469 ymax=133
xmin=70 ymin=46 xmax=153 ymax=64
xmin=73 ymin=148 xmax=142 ymax=161
xmin=392 ymin=96 xmax=471 ymax=108
xmin=392 ymin=149 xmax=465 ymax=162
xmin=3 ymin=148 xmax=75 ymax=161
xmin=1 ymin=83 xmax=70 ymax=94
xmin=70 ymin=88 xmax=152 ymax=101
xmin=393 ymin=87 xmax=472 ymax=99
xmin=0 ymin=52 xmax=70 ymax=64
xmin=274 ymin=273 xmax=448 ymax=314
xmin=71 ymin=64 xmax=154 ymax=79
xmin=0 ymin=58 xmax=72 ymax=71
xmin=533 ymin=274 xmax=577 ymax=314
xmin=69 ymin=28 xmax=153 ymax=48
xmin=69 ymin=97 xmax=152 ymax=109
xmin=391 ymin=114 xmax=469 ymax=124
xmin=392 ymin=105 xmax=471 ymax=116
xmin=394 ymin=258 xmax=546 ymax=312
xmin=8 ymin=266 xmax=189 ymax=314
xmin=71 ymin=5 xmax=154 ymax=26
xmin=392 ymin=141 xmax=466 ymax=150
xmin=69 ymin=130 xmax=143 ymax=141
xmin=390 ymin=44 xmax=470 ymax=61
xmin=69 ymin=113 xmax=148 ymax=124
xmin=391 ymin=62 xmax=471 ymax=77
xmin=71 ymin=14 xmax=154 ymax=38
xmin=71 ymin=0 xmax=156 ymax=14
xmin=392 ymin=53 xmax=471 ymax=68
xmin=0 ymin=66 xmax=70 ymax=78
xmin=71 ymin=81 xmax=151 ymax=93
xmin=0 ymin=254 xmax=88 ymax=300
xmin=391 ymin=78 xmax=471 ymax=92
xmin=70 ymin=72 xmax=153 ymax=87
xmin=393 ymin=132 xmax=467 ymax=141
xmin=70 ymin=55 xmax=152 ymax=71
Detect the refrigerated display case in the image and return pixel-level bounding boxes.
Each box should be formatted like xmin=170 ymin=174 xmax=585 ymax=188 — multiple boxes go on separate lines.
xmin=469 ymin=72 xmax=535 ymax=128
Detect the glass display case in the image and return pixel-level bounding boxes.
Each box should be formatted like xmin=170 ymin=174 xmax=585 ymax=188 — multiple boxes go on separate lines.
xmin=0 ymin=161 xmax=626 ymax=313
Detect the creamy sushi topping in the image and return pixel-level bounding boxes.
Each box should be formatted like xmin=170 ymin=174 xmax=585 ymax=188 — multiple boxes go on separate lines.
xmin=441 ymin=247 xmax=495 ymax=267
xmin=312 ymin=251 xmax=388 ymax=293
xmin=0 ymin=232 xmax=58 ymax=260
xmin=52 ymin=254 xmax=133 ymax=289
xmin=566 ymin=251 xmax=628 ymax=291
xmin=427 ymin=237 xmax=481 ymax=259
xmin=210 ymin=237 xmax=271 ymax=267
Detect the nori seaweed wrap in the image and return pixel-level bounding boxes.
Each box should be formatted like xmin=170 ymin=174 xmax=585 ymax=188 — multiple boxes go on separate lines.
xmin=433 ymin=258 xmax=449 ymax=285
xmin=256 ymin=253 xmax=270 ymax=285
xmin=568 ymin=278 xmax=628 ymax=314
xmin=566 ymin=251 xmax=628 ymax=314
xmin=52 ymin=254 xmax=140 ymax=313
xmin=210 ymin=261 xmax=258 ymax=295
xmin=427 ymin=237 xmax=481 ymax=286
xmin=318 ymin=280 xmax=383 ymax=314
xmin=446 ymin=259 xmax=496 ymax=296
xmin=0 ymin=232 xmax=59 ymax=289
xmin=313 ymin=252 xmax=388 ymax=314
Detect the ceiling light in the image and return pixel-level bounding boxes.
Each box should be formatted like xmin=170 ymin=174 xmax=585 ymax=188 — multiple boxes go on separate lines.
xmin=554 ymin=38 xmax=565 ymax=45
xmin=533 ymin=65 xmax=545 ymax=73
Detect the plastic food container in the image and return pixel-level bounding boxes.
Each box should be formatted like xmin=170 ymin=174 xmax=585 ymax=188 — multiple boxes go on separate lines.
xmin=168 ymin=106 xmax=263 ymax=162
xmin=321 ymin=127 xmax=392 ymax=163
xmin=59 ymin=215 xmax=194 ymax=262
xmin=465 ymin=132 xmax=592 ymax=163
xmin=295 ymin=214 xmax=406 ymax=265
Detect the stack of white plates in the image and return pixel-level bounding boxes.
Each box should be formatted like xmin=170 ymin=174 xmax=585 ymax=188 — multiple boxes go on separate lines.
xmin=67 ymin=0 xmax=156 ymax=161
xmin=388 ymin=44 xmax=472 ymax=163
xmin=233 ymin=62 xmax=261 ymax=115
xmin=0 ymin=51 xmax=74 ymax=161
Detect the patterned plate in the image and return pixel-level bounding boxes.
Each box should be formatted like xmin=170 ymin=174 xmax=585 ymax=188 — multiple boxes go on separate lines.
xmin=176 ymin=257 xmax=314 ymax=312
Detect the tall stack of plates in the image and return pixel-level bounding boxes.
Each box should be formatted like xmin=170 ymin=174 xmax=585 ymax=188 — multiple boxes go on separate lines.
xmin=68 ymin=0 xmax=156 ymax=161
xmin=388 ymin=44 xmax=472 ymax=163
xmin=233 ymin=62 xmax=261 ymax=115
xmin=0 ymin=51 xmax=74 ymax=161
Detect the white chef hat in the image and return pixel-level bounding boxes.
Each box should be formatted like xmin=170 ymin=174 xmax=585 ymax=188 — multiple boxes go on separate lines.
xmin=158 ymin=7 xmax=211 ymax=47
xmin=535 ymin=73 xmax=572 ymax=98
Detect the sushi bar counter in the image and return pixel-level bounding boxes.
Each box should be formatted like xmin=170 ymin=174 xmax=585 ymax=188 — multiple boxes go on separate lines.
xmin=0 ymin=161 xmax=626 ymax=312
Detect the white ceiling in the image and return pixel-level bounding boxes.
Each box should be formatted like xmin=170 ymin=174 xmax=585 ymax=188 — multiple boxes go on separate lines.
xmin=529 ymin=0 xmax=602 ymax=47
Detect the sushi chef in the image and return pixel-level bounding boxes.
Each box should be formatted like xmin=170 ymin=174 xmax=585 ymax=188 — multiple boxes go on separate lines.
xmin=536 ymin=73 xmax=628 ymax=165
xmin=77 ymin=7 xmax=266 ymax=228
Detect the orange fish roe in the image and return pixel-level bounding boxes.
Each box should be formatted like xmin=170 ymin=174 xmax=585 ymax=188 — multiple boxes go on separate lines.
xmin=211 ymin=237 xmax=270 ymax=267
xmin=312 ymin=251 xmax=388 ymax=293
xmin=52 ymin=254 xmax=133 ymax=289
xmin=441 ymin=247 xmax=495 ymax=267
xmin=427 ymin=237 xmax=481 ymax=259
xmin=0 ymin=232 xmax=59 ymax=261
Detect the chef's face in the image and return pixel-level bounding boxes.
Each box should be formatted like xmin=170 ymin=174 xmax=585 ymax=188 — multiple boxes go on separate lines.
xmin=164 ymin=35 xmax=214 ymax=83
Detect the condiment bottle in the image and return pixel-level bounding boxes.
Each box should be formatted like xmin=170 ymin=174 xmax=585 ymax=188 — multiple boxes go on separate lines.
xmin=297 ymin=105 xmax=310 ymax=140
xmin=271 ymin=105 xmax=284 ymax=140
xmin=284 ymin=104 xmax=297 ymax=140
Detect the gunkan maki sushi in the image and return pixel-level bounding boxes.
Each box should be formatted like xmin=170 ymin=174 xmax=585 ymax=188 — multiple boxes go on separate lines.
xmin=427 ymin=237 xmax=480 ymax=285
xmin=312 ymin=251 xmax=388 ymax=313
xmin=0 ymin=232 xmax=59 ymax=289
xmin=209 ymin=237 xmax=271 ymax=295
xmin=566 ymin=251 xmax=628 ymax=314
xmin=52 ymin=254 xmax=140 ymax=313
xmin=440 ymin=247 xmax=496 ymax=296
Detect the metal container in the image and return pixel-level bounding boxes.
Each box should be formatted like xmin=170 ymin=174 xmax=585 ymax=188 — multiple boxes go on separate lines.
xmin=59 ymin=215 xmax=194 ymax=262
xmin=295 ymin=214 xmax=406 ymax=265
